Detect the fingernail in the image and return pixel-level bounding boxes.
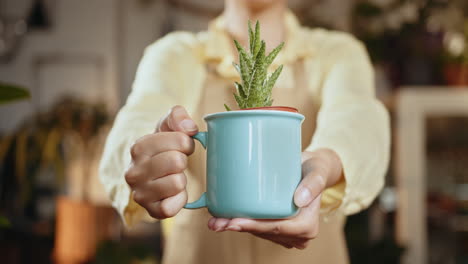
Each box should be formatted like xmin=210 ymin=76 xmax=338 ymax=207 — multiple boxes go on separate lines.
xmin=295 ymin=187 xmax=312 ymax=207
xmin=180 ymin=119 xmax=197 ymax=132
xmin=226 ymin=225 xmax=241 ymax=231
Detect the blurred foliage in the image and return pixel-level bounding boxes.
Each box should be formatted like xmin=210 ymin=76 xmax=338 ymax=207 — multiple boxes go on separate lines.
xmin=94 ymin=240 xmax=158 ymax=264
xmin=0 ymin=97 xmax=110 ymax=220
xmin=353 ymin=0 xmax=467 ymax=63
xmin=0 ymin=216 xmax=10 ymax=228
xmin=0 ymin=83 xmax=30 ymax=105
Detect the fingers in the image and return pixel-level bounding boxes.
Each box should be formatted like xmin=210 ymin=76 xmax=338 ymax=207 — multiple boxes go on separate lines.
xmin=207 ymin=217 xmax=231 ymax=232
xmin=131 ymin=172 xmax=187 ymax=204
xmin=225 ymin=218 xmax=299 ymax=236
xmin=131 ymin=132 xmax=195 ymax=161
xmin=145 ymin=191 xmax=188 ymax=219
xmin=126 ymin=105 xmax=197 ymax=220
xmin=126 ymin=150 xmax=188 ymax=187
xmin=219 ymin=195 xmax=321 ymax=240
xmin=157 ymin=105 xmax=198 ymax=135
xmin=294 ymin=158 xmax=327 ymax=207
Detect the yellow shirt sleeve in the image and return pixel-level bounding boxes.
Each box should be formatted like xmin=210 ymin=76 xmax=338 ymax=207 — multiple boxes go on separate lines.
xmin=305 ymin=33 xmax=390 ymax=216
xmin=98 ymin=32 xmax=205 ymax=226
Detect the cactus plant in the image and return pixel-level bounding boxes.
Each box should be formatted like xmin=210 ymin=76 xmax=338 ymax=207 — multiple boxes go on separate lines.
xmin=224 ymin=21 xmax=284 ymax=111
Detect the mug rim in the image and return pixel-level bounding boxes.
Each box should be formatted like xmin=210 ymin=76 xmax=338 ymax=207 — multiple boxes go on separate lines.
xmin=203 ymin=110 xmax=305 ymax=121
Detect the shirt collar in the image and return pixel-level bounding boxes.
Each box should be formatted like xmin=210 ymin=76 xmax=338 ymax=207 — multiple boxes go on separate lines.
xmin=203 ymin=10 xmax=315 ymax=79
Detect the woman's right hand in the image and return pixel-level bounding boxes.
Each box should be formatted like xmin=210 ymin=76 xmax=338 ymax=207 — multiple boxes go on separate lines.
xmin=125 ymin=105 xmax=198 ymax=219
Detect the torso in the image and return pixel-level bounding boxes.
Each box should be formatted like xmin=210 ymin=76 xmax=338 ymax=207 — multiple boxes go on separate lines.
xmin=162 ymin=59 xmax=348 ymax=264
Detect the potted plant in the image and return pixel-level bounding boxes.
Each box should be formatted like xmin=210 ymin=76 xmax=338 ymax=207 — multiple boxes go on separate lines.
xmin=443 ymin=20 xmax=468 ymax=87
xmin=223 ymin=21 xmax=294 ymax=112
xmin=184 ymin=22 xmax=304 ymax=219
xmin=0 ymin=97 xmax=117 ymax=263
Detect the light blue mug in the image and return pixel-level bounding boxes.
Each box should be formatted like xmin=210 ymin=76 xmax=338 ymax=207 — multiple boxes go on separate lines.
xmin=184 ymin=110 xmax=304 ymax=219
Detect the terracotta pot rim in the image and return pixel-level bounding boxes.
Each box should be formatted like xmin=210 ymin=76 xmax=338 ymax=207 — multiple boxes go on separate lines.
xmin=239 ymin=106 xmax=299 ymax=113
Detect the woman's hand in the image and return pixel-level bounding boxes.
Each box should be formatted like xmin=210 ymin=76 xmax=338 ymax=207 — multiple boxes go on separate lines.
xmin=125 ymin=106 xmax=198 ymax=219
xmin=208 ymin=149 xmax=344 ymax=249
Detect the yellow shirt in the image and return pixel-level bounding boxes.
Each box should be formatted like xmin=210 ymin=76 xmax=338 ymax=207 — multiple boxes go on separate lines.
xmin=99 ymin=11 xmax=390 ymax=264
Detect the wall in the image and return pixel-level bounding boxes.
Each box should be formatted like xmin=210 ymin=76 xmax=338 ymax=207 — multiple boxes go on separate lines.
xmin=0 ymin=0 xmax=354 ymax=133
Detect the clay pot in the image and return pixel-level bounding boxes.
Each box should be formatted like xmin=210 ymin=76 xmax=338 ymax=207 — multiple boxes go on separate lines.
xmin=53 ymin=196 xmax=118 ymax=264
xmin=240 ymin=106 xmax=299 ymax=113
xmin=444 ymin=64 xmax=468 ymax=87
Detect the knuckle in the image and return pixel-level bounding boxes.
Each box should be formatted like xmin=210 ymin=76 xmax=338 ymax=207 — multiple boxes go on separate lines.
xmin=269 ymin=225 xmax=281 ymax=235
xmin=132 ymin=191 xmax=145 ymax=205
xmin=160 ymin=201 xmax=177 ymax=218
xmin=171 ymin=173 xmax=187 ymax=193
xmin=316 ymin=175 xmax=326 ymax=190
xmin=169 ymin=105 xmax=184 ymax=119
xmin=171 ymin=105 xmax=184 ymax=113
xmin=175 ymin=132 xmax=192 ymax=152
xmin=171 ymin=151 xmax=187 ymax=172
xmin=147 ymin=207 xmax=162 ymax=219
xmin=124 ymin=167 xmax=139 ymax=186
xmin=130 ymin=143 xmax=142 ymax=159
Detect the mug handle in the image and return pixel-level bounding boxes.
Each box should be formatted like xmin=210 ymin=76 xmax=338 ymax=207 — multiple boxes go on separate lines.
xmin=184 ymin=132 xmax=208 ymax=209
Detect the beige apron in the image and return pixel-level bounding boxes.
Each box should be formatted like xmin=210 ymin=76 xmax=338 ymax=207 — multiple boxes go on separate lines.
xmin=162 ymin=60 xmax=349 ymax=264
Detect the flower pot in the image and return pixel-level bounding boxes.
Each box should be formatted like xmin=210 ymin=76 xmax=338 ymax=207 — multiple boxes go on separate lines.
xmin=444 ymin=64 xmax=468 ymax=87
xmin=53 ymin=196 xmax=118 ymax=264
xmin=240 ymin=106 xmax=299 ymax=113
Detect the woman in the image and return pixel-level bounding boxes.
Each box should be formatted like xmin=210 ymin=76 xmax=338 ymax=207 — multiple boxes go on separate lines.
xmin=99 ymin=0 xmax=390 ymax=263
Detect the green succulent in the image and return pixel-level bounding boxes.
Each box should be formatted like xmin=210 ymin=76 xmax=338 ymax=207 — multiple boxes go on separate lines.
xmin=224 ymin=21 xmax=284 ymax=111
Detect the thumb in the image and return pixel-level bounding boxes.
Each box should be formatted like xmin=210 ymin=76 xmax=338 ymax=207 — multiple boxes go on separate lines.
xmin=157 ymin=105 xmax=198 ymax=135
xmin=294 ymin=169 xmax=326 ymax=208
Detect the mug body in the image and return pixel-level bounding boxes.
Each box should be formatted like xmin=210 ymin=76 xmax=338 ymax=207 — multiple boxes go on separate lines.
xmin=204 ymin=110 xmax=304 ymax=219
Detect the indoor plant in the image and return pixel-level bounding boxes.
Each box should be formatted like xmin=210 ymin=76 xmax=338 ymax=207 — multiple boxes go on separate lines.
xmin=184 ymin=22 xmax=304 ymax=219
xmin=224 ymin=21 xmax=296 ymax=112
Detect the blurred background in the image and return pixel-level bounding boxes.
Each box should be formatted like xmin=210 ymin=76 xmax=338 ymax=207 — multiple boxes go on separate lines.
xmin=0 ymin=0 xmax=467 ymax=263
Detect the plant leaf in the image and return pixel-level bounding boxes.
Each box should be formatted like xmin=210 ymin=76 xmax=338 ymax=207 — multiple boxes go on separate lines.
xmin=0 ymin=84 xmax=30 ymax=105
xmin=239 ymin=53 xmax=252 ymax=93
xmin=228 ymin=21 xmax=285 ymax=110
xmin=253 ymin=21 xmax=261 ymax=57
xmin=233 ymin=93 xmax=245 ymax=109
xmin=224 ymin=104 xmax=232 ymax=111
xmin=251 ymin=41 xmax=266 ymax=94
xmin=235 ymin=82 xmax=246 ymax=99
xmin=232 ymin=62 xmax=241 ymax=74
xmin=248 ymin=20 xmax=255 ymax=55
xmin=265 ymin=65 xmax=283 ymax=94
xmin=265 ymin=42 xmax=284 ymax=67
xmin=234 ymin=40 xmax=253 ymax=70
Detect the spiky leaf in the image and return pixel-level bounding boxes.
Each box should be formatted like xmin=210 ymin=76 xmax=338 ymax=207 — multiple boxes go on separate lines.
xmin=265 ymin=42 xmax=284 ymax=67
xmin=265 ymin=65 xmax=283 ymax=94
xmin=248 ymin=20 xmax=255 ymax=55
xmin=251 ymin=41 xmax=266 ymax=94
xmin=224 ymin=104 xmax=232 ymax=111
xmin=253 ymin=21 xmax=261 ymax=57
xmin=226 ymin=21 xmax=284 ymax=110
xmin=234 ymin=40 xmax=252 ymax=71
xmin=233 ymin=93 xmax=245 ymax=109
xmin=235 ymin=82 xmax=246 ymax=98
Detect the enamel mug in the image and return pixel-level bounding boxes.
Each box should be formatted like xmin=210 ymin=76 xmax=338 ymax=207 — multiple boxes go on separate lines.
xmin=184 ymin=110 xmax=304 ymax=219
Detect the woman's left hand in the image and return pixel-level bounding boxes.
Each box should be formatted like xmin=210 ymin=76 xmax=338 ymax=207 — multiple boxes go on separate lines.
xmin=207 ymin=149 xmax=343 ymax=249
